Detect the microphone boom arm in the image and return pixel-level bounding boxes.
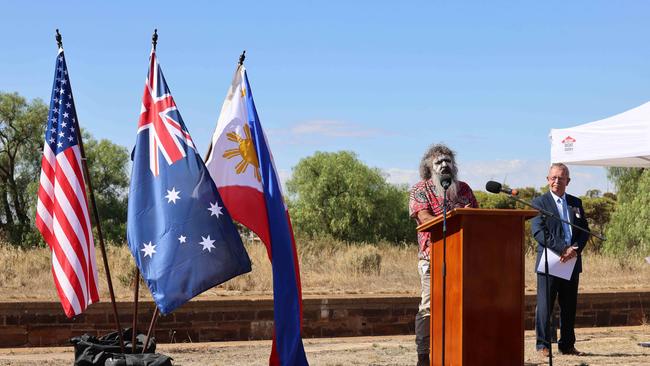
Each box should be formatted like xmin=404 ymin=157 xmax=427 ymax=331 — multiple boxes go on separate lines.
xmin=505 ymin=194 xmax=605 ymax=241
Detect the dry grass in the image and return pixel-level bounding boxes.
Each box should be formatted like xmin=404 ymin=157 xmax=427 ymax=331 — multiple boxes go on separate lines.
xmin=195 ymin=237 xmax=416 ymax=298
xmin=1 ymin=239 xmax=649 ymax=302
xmin=524 ymin=251 xmax=650 ymax=294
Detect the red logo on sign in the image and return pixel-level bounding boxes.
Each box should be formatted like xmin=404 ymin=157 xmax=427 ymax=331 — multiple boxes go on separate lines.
xmin=562 ymin=136 xmax=576 ymax=152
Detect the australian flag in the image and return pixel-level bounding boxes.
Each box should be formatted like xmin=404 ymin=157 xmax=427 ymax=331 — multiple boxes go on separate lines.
xmin=127 ymin=49 xmax=251 ymax=314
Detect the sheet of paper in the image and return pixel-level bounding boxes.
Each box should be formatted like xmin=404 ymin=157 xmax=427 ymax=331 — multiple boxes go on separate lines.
xmin=536 ymin=249 xmax=577 ymax=280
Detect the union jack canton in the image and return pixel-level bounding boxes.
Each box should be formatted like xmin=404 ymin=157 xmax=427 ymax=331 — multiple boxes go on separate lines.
xmin=137 ymin=52 xmax=195 ymax=176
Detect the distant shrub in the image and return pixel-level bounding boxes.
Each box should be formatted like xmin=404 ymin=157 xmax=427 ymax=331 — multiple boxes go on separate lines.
xmin=340 ymin=245 xmax=382 ymax=275
xmin=286 ymin=151 xmax=415 ymax=243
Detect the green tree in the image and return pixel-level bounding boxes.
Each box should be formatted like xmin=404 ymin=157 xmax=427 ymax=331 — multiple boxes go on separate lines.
xmin=82 ymin=133 xmax=130 ymax=243
xmin=473 ymin=191 xmax=516 ymax=209
xmin=0 ymin=92 xmax=130 ymax=246
xmin=580 ymin=194 xmax=616 ymax=254
xmin=0 ymin=92 xmax=47 ymax=243
xmin=286 ymin=151 xmax=415 ymax=243
xmin=604 ymin=167 xmax=650 ymax=256
xmin=475 ymin=186 xmax=542 ymax=253
xmin=603 ymin=192 xmax=617 ymax=201
xmin=474 ymin=186 xmax=542 ymax=210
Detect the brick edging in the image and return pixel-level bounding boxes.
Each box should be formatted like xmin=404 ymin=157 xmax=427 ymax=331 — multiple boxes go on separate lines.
xmin=1 ymin=292 xmax=648 ymax=348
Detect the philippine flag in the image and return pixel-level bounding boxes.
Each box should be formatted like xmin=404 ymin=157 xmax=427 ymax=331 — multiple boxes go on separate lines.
xmin=205 ymin=65 xmax=308 ymax=366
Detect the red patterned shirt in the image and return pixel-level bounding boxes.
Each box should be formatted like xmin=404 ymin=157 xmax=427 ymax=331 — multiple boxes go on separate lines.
xmin=409 ymin=180 xmax=479 ymax=260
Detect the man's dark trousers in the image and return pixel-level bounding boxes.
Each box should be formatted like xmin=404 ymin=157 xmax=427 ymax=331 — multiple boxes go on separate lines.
xmin=536 ymin=271 xmax=579 ymax=352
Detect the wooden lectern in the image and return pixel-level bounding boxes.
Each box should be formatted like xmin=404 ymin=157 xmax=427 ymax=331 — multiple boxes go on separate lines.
xmin=417 ymin=208 xmax=537 ymax=366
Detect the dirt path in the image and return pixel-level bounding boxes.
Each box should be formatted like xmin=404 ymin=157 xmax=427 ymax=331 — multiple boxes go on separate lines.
xmin=1 ymin=326 xmax=649 ymax=365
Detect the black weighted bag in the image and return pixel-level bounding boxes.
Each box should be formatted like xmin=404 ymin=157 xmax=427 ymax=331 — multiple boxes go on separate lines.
xmin=70 ymin=328 xmax=171 ymax=366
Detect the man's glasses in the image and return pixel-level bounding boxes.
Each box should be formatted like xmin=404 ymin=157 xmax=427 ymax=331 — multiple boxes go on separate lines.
xmin=548 ymin=176 xmax=568 ymax=182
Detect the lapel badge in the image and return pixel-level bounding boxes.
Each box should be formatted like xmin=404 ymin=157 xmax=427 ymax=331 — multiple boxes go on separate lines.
xmin=572 ymin=207 xmax=581 ymax=219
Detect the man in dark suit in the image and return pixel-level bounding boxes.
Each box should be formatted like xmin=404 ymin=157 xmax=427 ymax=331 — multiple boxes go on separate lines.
xmin=531 ymin=163 xmax=589 ymax=357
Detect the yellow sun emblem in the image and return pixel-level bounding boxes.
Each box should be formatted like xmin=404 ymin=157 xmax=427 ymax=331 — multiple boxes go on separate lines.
xmin=223 ymin=124 xmax=261 ymax=182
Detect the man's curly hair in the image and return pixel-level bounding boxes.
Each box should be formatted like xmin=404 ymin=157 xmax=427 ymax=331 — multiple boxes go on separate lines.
xmin=419 ymin=143 xmax=457 ymax=180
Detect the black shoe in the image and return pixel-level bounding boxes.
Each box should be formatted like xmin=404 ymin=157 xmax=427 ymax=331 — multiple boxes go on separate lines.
xmin=559 ymin=347 xmax=585 ymax=356
xmin=417 ymin=353 xmax=430 ymax=366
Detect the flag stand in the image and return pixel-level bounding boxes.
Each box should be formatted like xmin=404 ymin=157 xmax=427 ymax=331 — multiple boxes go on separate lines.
xmin=56 ymin=29 xmax=125 ymax=354
xmin=142 ymin=307 xmax=159 ymax=354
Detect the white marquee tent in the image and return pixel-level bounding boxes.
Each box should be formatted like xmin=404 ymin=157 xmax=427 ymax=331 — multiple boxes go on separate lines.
xmin=550 ymin=101 xmax=650 ymax=168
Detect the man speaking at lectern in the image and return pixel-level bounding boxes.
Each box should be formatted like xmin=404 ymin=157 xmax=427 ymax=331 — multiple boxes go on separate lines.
xmin=408 ymin=144 xmax=478 ymax=366
xmin=532 ymin=163 xmax=589 ymax=357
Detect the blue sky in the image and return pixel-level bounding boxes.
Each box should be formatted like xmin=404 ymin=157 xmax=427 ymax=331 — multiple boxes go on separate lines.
xmin=3 ymin=1 xmax=649 ymax=195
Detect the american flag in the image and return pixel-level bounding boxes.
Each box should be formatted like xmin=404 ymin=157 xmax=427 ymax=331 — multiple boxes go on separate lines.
xmin=35 ymin=49 xmax=100 ymax=318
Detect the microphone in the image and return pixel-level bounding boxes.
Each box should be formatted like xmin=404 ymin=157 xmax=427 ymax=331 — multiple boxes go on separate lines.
xmin=485 ymin=181 xmax=518 ymax=196
xmin=440 ymin=174 xmax=452 ymax=190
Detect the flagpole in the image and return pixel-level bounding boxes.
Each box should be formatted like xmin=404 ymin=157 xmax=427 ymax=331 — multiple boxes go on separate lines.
xmin=55 ymin=29 xmax=126 ymax=354
xmin=203 ymin=50 xmax=246 ymax=162
xmin=131 ymin=266 xmax=139 ymax=353
xmin=128 ymin=28 xmax=161 ymax=352
xmin=138 ymin=31 xmax=163 ymax=354
xmin=142 ymin=306 xmax=159 ymax=354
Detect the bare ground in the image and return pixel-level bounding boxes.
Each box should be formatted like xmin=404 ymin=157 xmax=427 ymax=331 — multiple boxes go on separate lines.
xmin=1 ymin=326 xmax=649 ymax=365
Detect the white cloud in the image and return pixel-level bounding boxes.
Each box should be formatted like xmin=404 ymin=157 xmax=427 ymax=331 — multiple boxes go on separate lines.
xmin=383 ymin=168 xmax=420 ymax=187
xmin=290 ymin=120 xmax=389 ymax=138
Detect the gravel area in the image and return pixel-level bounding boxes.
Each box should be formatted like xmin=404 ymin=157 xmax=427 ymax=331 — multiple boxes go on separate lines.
xmin=1 ymin=326 xmax=649 ymax=365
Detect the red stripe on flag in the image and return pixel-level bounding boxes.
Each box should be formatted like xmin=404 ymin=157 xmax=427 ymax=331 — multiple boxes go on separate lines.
xmin=152 ymin=108 xmax=184 ymax=162
xmin=54 ymin=154 xmax=90 ymax=257
xmin=37 ymin=147 xmax=57 ymax=249
xmin=35 ymin=214 xmax=52 ymax=245
xmin=37 ymin=143 xmax=99 ymax=317
xmin=62 ymin=149 xmax=92 ymax=251
xmin=52 ymin=155 xmax=93 ymax=307
xmin=50 ymin=264 xmax=72 ymax=317
xmin=37 ymin=186 xmax=54 ymax=215
xmin=68 ymin=148 xmax=99 ymax=303
xmin=48 ymin=212 xmax=87 ymax=311
xmin=40 ymin=155 xmax=55 ymax=186
xmin=50 ymin=258 xmax=76 ymax=318
xmin=217 ymin=185 xmax=271 ymax=254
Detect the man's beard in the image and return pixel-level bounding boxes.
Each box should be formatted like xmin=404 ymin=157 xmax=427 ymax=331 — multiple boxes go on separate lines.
xmin=432 ymin=172 xmax=459 ymax=201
